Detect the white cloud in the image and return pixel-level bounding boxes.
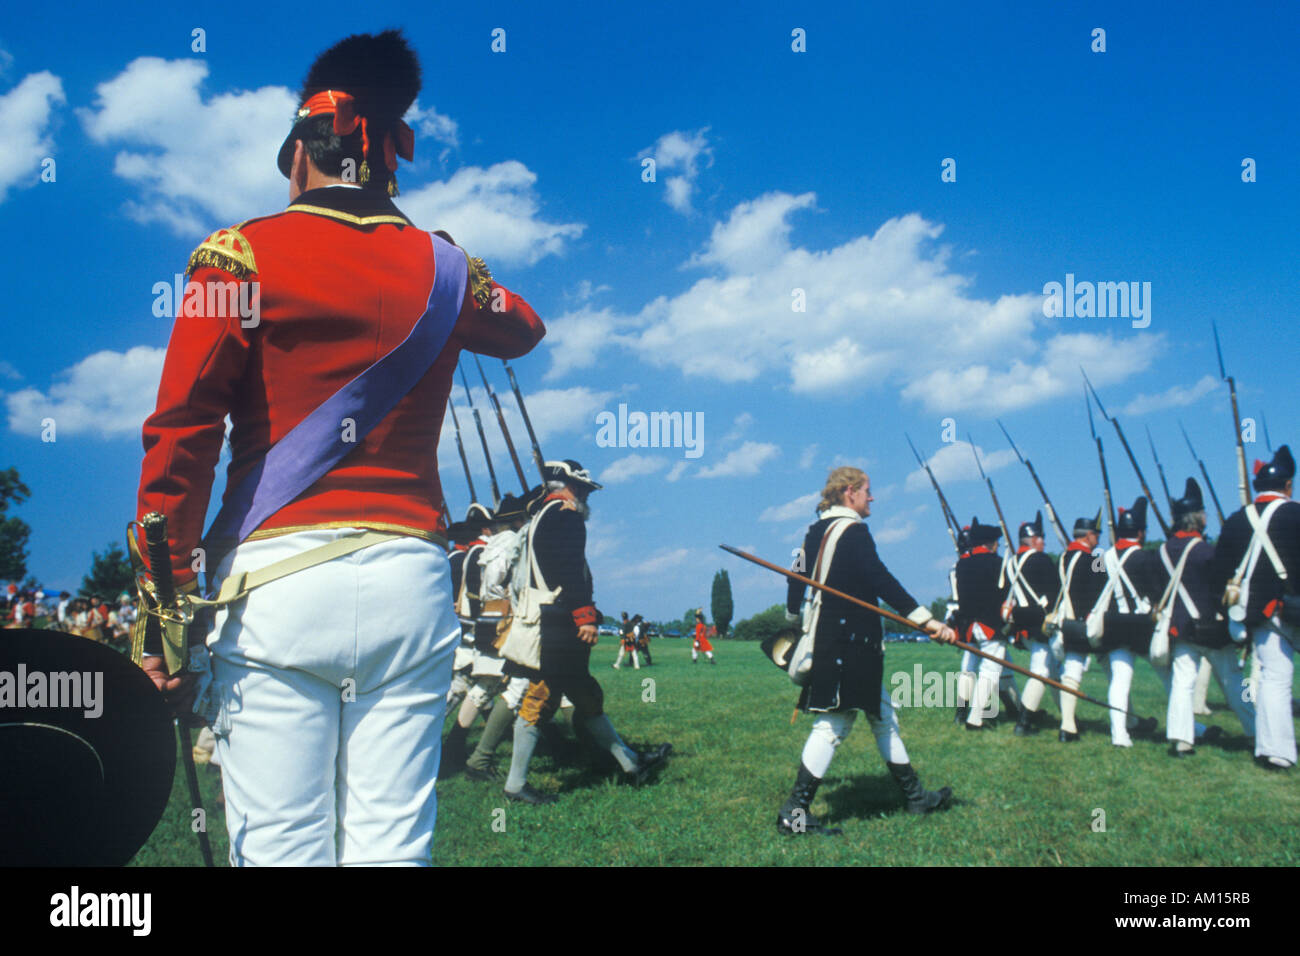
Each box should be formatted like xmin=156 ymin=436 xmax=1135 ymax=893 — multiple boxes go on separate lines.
xmin=799 ymin=444 xmax=819 ymax=470
xmin=874 ymin=520 xmax=916 ymax=545
xmin=541 ymin=195 xmax=1161 ymax=416
xmin=80 ymin=58 xmax=583 ymax=264
xmin=759 ymin=492 xmax=820 ymax=523
xmin=639 ymin=128 xmax=712 ymax=214
xmin=601 ymin=453 xmax=668 ymax=484
xmin=404 ymin=100 xmax=459 ymax=148
xmin=5 ymin=346 xmax=164 ymax=439
xmin=0 ymin=71 xmax=65 ymax=202
xmin=398 ymin=162 xmax=584 ymax=266
xmin=695 ymin=440 xmax=780 ymax=478
xmin=1120 ymin=374 xmax=1220 ymax=417
xmin=903 ymin=440 xmax=1015 ymax=493
xmin=606 ymin=546 xmax=695 ymax=580
xmin=665 ymin=461 xmax=689 ymax=482
xmin=0 ymin=360 xmax=20 ymax=381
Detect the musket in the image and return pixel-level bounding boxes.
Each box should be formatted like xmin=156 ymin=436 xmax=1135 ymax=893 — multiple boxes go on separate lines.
xmin=474 ymin=355 xmax=529 ymax=492
xmin=1145 ymin=425 xmax=1173 ymax=510
xmin=904 ymin=433 xmax=961 ymax=554
xmin=1085 ymin=385 xmax=1119 ymax=544
xmin=1263 ymin=414 xmax=1274 ymax=454
xmin=719 ymin=543 xmax=1142 ymax=718
xmin=1179 ymin=421 xmax=1226 ymax=525
xmin=139 ymin=512 xmax=215 ymax=868
xmin=968 ymin=435 xmax=1015 ymax=549
xmin=458 ymin=362 xmax=501 ymax=507
xmin=445 ymin=398 xmax=478 ymax=504
xmin=1212 ymin=321 xmax=1251 ymax=507
xmin=997 ymin=419 xmax=1070 ymax=547
xmin=502 ymin=358 xmax=546 ymax=479
xmin=1081 ymin=368 xmax=1171 ymax=538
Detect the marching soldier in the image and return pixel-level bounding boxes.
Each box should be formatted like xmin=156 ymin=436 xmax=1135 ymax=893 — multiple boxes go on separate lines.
xmin=778 ymin=466 xmax=955 ymax=836
xmin=948 ymin=526 xmax=977 ymax=724
xmin=445 ymin=504 xmax=493 ymax=721
xmin=614 ymin=612 xmax=642 ymax=669
xmin=954 ymin=517 xmax=1009 ymax=731
xmin=1208 ymin=445 xmax=1299 ymax=770
xmin=1090 ymin=497 xmax=1162 ymax=747
xmin=1158 ymin=478 xmax=1255 ymax=756
xmin=1007 ymin=512 xmax=1062 ymax=735
xmin=1054 ymin=514 xmax=1106 ymax=742
xmin=135 ymin=31 xmax=545 ymax=864
xmin=692 ymin=609 xmax=715 ymax=663
xmin=502 ymin=460 xmax=671 ymax=803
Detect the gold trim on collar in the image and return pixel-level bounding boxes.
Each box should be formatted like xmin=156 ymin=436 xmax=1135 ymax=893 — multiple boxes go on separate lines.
xmin=246 ymin=521 xmax=448 ymax=550
xmin=288 ymin=204 xmax=410 ymax=227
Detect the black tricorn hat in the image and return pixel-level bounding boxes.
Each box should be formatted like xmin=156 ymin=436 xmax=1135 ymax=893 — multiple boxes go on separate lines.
xmin=542 ymin=459 xmax=603 ymax=491
xmin=1116 ymin=496 xmax=1148 ymax=537
xmin=0 ymin=629 xmax=176 ymax=865
xmin=1018 ymin=510 xmax=1044 ymax=541
xmin=761 ymin=627 xmax=801 ymax=671
xmin=967 ymin=516 xmax=1001 ymax=546
xmin=1074 ymin=510 xmax=1101 ymax=535
xmin=523 ymin=484 xmax=548 ymax=515
xmin=277 ymin=30 xmax=422 ymax=181
xmin=1253 ymin=444 xmax=1295 ymax=492
xmin=465 ymin=502 xmax=494 ymax=526
xmin=492 ymin=493 xmax=528 ymax=524
xmin=1171 ymin=477 xmax=1204 ymax=519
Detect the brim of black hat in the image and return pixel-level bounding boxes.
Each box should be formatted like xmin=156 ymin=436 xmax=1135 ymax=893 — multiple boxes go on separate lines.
xmin=492 ymin=504 xmax=527 ymax=523
xmin=277 ymin=122 xmax=307 ymax=178
xmin=0 ymin=629 xmax=176 ymax=866
xmin=760 ymin=629 xmax=800 ymax=671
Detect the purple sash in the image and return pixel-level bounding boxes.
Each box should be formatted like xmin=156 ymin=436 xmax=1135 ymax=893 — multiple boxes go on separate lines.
xmin=202 ymin=232 xmax=468 ymax=579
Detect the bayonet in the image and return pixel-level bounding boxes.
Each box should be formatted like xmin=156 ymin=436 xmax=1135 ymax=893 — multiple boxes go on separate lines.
xmin=1213 ymin=321 xmax=1251 ymax=507
xmin=458 ymin=362 xmax=501 ymax=507
xmin=502 ymin=358 xmax=547 ymax=480
xmin=1086 ymin=384 xmax=1119 ymax=544
xmin=905 ymin=433 xmax=961 ymax=554
xmin=1179 ymin=421 xmax=1227 ymax=526
xmin=446 ymin=398 xmax=478 ymax=505
xmin=997 ymin=418 xmax=1070 ymax=547
xmin=1081 ymin=367 xmax=1170 ymax=537
xmin=474 ymin=355 xmax=529 ymax=492
xmin=1145 ymin=425 xmax=1173 ymax=510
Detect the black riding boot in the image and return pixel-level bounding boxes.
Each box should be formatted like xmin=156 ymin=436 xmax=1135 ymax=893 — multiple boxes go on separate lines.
xmin=887 ymin=762 xmax=953 ymax=815
xmin=776 ymin=763 xmax=842 ymax=836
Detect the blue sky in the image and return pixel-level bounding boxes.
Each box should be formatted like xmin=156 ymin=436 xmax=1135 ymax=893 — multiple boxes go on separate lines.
xmin=2 ymin=1 xmax=1297 ymax=620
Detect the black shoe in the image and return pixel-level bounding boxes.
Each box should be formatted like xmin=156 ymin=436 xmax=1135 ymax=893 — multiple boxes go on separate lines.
xmin=1200 ymin=725 xmax=1225 ymax=744
xmin=1255 ymin=755 xmax=1293 ymax=772
xmin=1014 ymin=712 xmax=1040 ymax=736
xmin=999 ymin=690 xmax=1023 ymax=723
xmin=953 ymin=705 xmax=969 ymax=726
xmin=1132 ymin=716 xmax=1159 ymax=738
xmin=464 ymin=763 xmax=500 ymax=783
xmin=623 ymin=743 xmax=673 ymax=787
xmin=776 ymin=763 xmax=843 ymax=836
xmin=439 ymin=732 xmax=468 ymax=777
xmin=1168 ymin=743 xmax=1196 ymax=757
xmin=505 ymin=784 xmax=557 ymax=805
xmin=887 ymin=762 xmax=953 ymax=815
xmin=1059 ymin=730 xmax=1081 ymax=743
xmin=964 ymin=721 xmax=988 ymax=732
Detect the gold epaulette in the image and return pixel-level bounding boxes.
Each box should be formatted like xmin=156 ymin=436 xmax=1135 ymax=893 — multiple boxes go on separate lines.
xmin=186 ymin=224 xmax=257 ymax=279
xmin=468 ymin=255 xmax=493 ymax=309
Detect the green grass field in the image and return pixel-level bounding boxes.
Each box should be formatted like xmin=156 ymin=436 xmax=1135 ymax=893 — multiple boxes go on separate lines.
xmin=134 ymin=636 xmax=1300 ymax=866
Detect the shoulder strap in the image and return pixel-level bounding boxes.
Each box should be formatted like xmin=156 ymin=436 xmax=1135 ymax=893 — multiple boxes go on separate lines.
xmin=1008 ymin=551 xmax=1045 ymax=609
xmin=201 ymin=233 xmax=469 ymax=584
xmin=1233 ymin=499 xmax=1288 ymax=609
xmin=527 ymin=499 xmax=565 ymax=593
xmin=1156 ymin=539 xmax=1199 ymax=619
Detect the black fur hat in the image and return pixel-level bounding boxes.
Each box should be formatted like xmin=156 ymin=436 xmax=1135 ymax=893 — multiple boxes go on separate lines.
xmin=1116 ymin=496 xmax=1148 ymax=537
xmin=1170 ymin=477 xmax=1204 ymax=519
xmin=277 ymin=30 xmax=422 ymax=180
xmin=967 ymin=516 xmax=1001 ymax=546
xmin=1018 ymin=510 xmax=1044 ymax=541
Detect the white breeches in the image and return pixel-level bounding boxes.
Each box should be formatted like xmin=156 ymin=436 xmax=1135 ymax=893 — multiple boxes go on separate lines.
xmin=1167 ymin=642 xmax=1255 ymax=746
xmin=205 ymin=529 xmax=457 ymax=866
xmin=800 ymin=687 xmax=910 ymax=777
xmin=1252 ymin=625 xmax=1297 ymax=766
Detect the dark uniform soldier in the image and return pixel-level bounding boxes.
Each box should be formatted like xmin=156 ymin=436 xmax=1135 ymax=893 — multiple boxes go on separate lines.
xmin=1092 ymin=497 xmax=1162 ymax=747
xmin=1054 ymin=513 xmax=1107 ymax=742
xmin=1156 ymin=478 xmax=1255 ymax=755
xmin=1007 ymin=512 xmax=1063 ymax=735
xmin=778 ymin=466 xmax=955 ymax=836
xmin=503 ymin=460 xmax=671 ymax=803
xmin=446 ymin=503 xmax=493 ymax=723
xmin=1208 ymin=446 xmax=1299 ymax=770
xmin=954 ymin=518 xmax=1009 ymax=731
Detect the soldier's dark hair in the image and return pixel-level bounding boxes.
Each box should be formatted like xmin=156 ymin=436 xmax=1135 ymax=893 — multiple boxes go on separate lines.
xmin=297 ymin=115 xmax=380 ymax=186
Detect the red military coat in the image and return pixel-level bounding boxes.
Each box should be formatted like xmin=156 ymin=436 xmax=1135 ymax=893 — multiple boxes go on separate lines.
xmin=137 ymin=186 xmax=545 ymax=586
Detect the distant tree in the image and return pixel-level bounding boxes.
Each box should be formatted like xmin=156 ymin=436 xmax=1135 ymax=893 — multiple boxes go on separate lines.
xmin=0 ymin=467 xmax=32 ymax=581
xmin=929 ymin=597 xmax=948 ymax=622
xmin=711 ymin=569 xmax=733 ymax=636
xmin=731 ymin=603 xmax=790 ymax=643
xmin=80 ymin=542 xmax=135 ymax=599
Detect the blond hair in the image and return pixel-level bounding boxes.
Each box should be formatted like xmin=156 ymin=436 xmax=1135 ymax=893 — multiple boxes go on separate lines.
xmin=818 ymin=466 xmax=867 ymax=513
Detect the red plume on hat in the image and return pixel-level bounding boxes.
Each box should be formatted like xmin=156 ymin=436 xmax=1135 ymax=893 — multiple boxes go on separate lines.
xmin=277 ymin=30 xmax=422 ymax=184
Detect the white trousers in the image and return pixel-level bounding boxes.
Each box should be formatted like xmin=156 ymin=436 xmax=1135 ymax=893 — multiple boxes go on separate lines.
xmin=1252 ymin=625 xmax=1297 ymax=766
xmin=1167 ymin=642 xmax=1255 ymax=746
xmin=800 ymin=687 xmax=910 ymax=777
xmin=967 ymin=627 xmax=1005 ymax=727
xmin=1021 ymin=640 xmax=1060 ymax=713
xmin=1103 ymin=650 xmax=1137 ymax=745
xmin=205 ymin=529 xmax=458 ymax=866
